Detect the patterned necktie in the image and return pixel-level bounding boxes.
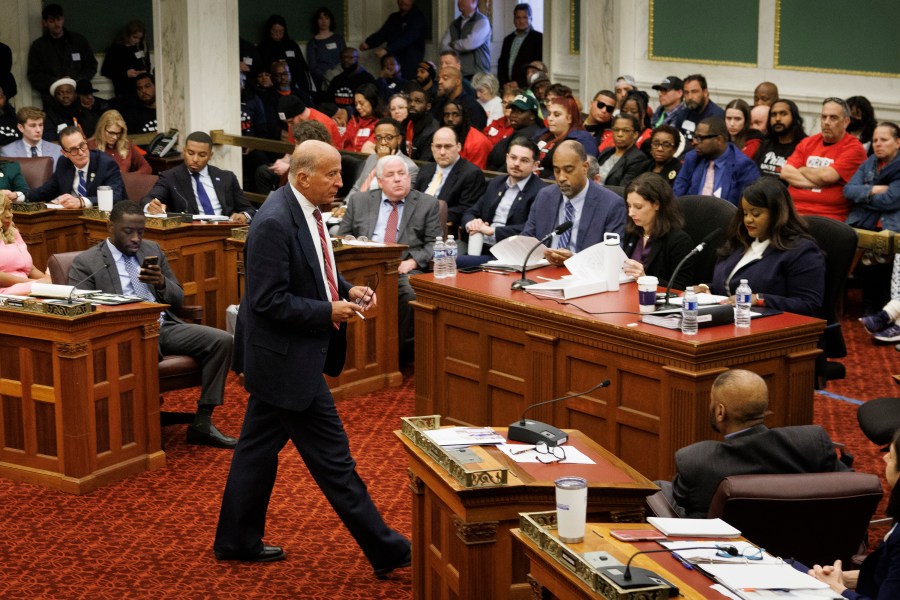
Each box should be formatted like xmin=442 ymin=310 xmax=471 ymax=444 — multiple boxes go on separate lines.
xmin=701 ymin=161 xmax=716 ymax=196
xmin=77 ymin=170 xmax=87 ymax=198
xmin=384 ymin=201 xmax=401 ymax=243
xmin=557 ymin=200 xmax=575 ymax=250
xmin=30 ymin=146 xmax=38 ymax=158
xmin=123 ymin=255 xmax=156 ymax=302
xmin=425 ymin=169 xmax=443 ymax=197
xmin=313 ymin=208 xmax=341 ymax=330
xmin=191 ymin=172 xmax=215 ymax=215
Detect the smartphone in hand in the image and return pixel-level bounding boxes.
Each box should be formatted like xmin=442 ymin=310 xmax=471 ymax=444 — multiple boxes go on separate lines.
xmin=141 ymin=256 xmax=159 ymax=269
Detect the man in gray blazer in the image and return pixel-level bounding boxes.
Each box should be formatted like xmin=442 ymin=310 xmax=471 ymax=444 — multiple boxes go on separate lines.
xmin=338 ymin=154 xmax=441 ymax=357
xmin=0 ymin=106 xmax=62 ymax=168
xmin=68 ymin=201 xmax=237 ymax=449
xmin=664 ymin=369 xmax=849 ymax=518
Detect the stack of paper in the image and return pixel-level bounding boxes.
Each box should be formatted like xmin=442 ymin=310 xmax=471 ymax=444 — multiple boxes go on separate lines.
xmin=484 ymin=235 xmax=549 ymax=271
xmin=525 ymin=242 xmax=633 ymax=300
xmin=30 ymin=283 xmax=99 ymax=299
xmin=422 ymin=427 xmax=506 ymax=446
xmin=699 ymin=563 xmax=832 ymax=596
xmin=647 ymin=517 xmax=741 ymax=537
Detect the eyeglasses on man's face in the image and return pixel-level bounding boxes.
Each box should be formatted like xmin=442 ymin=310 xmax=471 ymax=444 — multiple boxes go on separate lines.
xmin=64 ymin=141 xmax=89 ymax=155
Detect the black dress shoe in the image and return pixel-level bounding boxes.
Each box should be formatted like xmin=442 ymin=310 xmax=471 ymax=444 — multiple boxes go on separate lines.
xmin=373 ymin=549 xmax=411 ymax=579
xmin=215 ymin=544 xmax=285 ymax=562
xmin=186 ymin=423 xmax=238 ymax=449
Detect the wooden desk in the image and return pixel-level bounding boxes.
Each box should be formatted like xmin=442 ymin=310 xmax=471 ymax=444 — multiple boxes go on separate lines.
xmin=397 ymin=428 xmax=657 ymax=600
xmin=512 ymin=523 xmax=725 ymax=599
xmin=0 ymin=303 xmax=166 ymax=494
xmin=410 ymin=271 xmax=825 ymax=481
xmin=14 ymin=209 xmax=87 ymax=271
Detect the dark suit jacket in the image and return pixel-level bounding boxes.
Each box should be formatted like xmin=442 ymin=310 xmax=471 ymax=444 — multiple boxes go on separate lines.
xmin=521 ymin=182 xmax=627 ymax=252
xmin=461 ymin=174 xmax=547 ymax=248
xmin=672 ymin=143 xmax=760 ymax=205
xmin=849 ymin=530 xmax=900 ymax=600
xmin=414 ymin=158 xmax=487 ymax=228
xmin=497 ymin=29 xmax=543 ymax=88
xmin=235 ymin=184 xmax=353 ymax=411
xmin=336 ymin=189 xmax=441 ymax=270
xmin=598 ymin=145 xmax=652 ymax=188
xmin=622 ymin=228 xmax=695 ymax=290
xmin=671 ymin=424 xmax=848 ymax=519
xmin=142 ymin=164 xmax=255 ymax=218
xmin=26 ymin=149 xmax=125 ymax=204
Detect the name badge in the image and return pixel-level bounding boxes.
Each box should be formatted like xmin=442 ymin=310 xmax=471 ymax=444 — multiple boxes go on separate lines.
xmin=488 ymin=127 xmax=498 ymax=136
xmin=285 ymin=50 xmax=295 ymax=58
xmin=537 ymin=140 xmax=547 ymax=149
xmin=325 ymin=42 xmax=337 ymax=50
xmin=242 ymin=56 xmax=253 ymax=65
xmin=72 ymin=52 xmax=81 ymax=61
xmin=135 ymin=50 xmax=145 ymax=59
xmin=357 ymin=128 xmax=371 ymax=137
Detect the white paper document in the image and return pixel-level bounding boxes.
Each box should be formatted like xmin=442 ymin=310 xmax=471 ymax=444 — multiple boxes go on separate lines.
xmin=647 ymin=517 xmax=741 ymax=537
xmin=422 ymin=427 xmax=506 ymax=446
xmin=659 ymin=541 xmax=780 ymax=565
xmin=699 ymin=563 xmax=830 ymax=591
xmin=498 ymin=444 xmax=596 ymax=464
xmin=525 ymin=242 xmax=633 ymax=300
xmin=486 ymin=235 xmax=550 ymax=270
xmin=661 ymin=293 xmax=729 ymax=306
xmin=30 ymin=283 xmax=99 ymax=299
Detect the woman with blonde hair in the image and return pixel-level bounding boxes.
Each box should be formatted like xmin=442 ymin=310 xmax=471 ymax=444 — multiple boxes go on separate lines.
xmin=0 ymin=194 xmax=50 ymax=295
xmin=89 ymin=110 xmax=152 ymax=175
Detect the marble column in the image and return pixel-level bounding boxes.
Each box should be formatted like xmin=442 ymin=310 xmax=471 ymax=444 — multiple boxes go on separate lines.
xmin=579 ymin=0 xmax=617 ymax=104
xmin=153 ymin=0 xmax=241 ymax=178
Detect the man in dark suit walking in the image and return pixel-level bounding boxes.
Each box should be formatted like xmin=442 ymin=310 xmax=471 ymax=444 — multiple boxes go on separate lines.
xmin=143 ymin=131 xmax=255 ymax=223
xmin=497 ymin=4 xmax=543 ymax=90
xmin=26 ymin=126 xmax=124 ymax=207
xmin=664 ymin=369 xmax=849 ymax=518
xmin=214 ymin=141 xmax=411 ymax=577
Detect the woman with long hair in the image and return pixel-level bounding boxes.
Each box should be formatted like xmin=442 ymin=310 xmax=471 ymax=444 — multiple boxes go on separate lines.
xmin=535 ymin=95 xmax=598 ymax=179
xmin=0 ymin=194 xmax=50 ymax=295
xmin=342 ymin=83 xmax=385 ymax=153
xmin=88 ymin=110 xmax=151 ymax=174
xmin=101 ymin=20 xmax=152 ymax=100
xmin=725 ymin=98 xmax=764 ymax=159
xmin=305 ymin=6 xmax=345 ymax=92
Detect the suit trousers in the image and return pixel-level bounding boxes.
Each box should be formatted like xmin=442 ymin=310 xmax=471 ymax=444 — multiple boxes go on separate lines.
xmin=398 ymin=273 xmax=416 ymax=354
xmin=159 ymin=320 xmax=232 ymax=406
xmin=213 ymin=391 xmax=410 ymax=569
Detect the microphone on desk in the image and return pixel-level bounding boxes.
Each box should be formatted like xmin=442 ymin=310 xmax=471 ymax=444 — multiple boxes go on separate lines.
xmin=511 ymin=221 xmax=573 ymax=291
xmin=66 ymin=263 xmax=109 ymax=304
xmin=598 ymin=544 xmax=738 ymax=591
xmin=507 ymin=379 xmax=610 ymax=446
xmin=659 ymin=228 xmax=723 ymax=308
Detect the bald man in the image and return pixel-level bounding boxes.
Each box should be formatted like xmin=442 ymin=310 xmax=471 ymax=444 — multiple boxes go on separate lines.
xmin=753 ymin=81 xmax=779 ymax=107
xmin=665 ymin=369 xmax=849 ymax=518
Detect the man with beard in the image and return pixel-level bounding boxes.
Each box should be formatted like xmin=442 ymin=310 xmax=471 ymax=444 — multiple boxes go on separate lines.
xmin=43 ymin=77 xmax=98 ymax=139
xmin=430 ymin=66 xmax=486 ymax=131
xmin=486 ymin=93 xmax=541 ymax=172
xmin=414 ymin=61 xmax=438 ymax=102
xmin=781 ymin=98 xmax=867 ymax=221
xmin=122 ymin=73 xmax=158 ymax=134
xmin=349 ymin=118 xmax=419 ymax=193
xmin=403 ymin=85 xmax=439 ymax=161
xmin=755 ymin=99 xmax=806 ymax=179
xmin=326 ymin=48 xmax=375 ymax=127
xmin=679 ymin=74 xmax=724 ymax=146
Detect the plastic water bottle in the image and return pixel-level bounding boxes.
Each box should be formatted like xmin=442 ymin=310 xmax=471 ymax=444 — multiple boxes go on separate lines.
xmin=681 ymin=286 xmax=698 ymax=335
xmin=445 ymin=235 xmax=458 ymax=277
xmin=433 ymin=237 xmax=446 ymax=279
xmin=735 ymin=279 xmax=752 ymax=328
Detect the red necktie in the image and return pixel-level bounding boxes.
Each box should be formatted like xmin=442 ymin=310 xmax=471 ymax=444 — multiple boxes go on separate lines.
xmin=313 ymin=208 xmax=341 ymax=329
xmin=384 ymin=201 xmax=401 ymax=243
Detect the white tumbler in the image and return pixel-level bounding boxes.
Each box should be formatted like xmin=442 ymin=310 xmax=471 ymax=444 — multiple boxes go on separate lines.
xmin=97 ymin=186 xmax=113 ymax=212
xmin=555 ymin=476 xmax=588 ymax=543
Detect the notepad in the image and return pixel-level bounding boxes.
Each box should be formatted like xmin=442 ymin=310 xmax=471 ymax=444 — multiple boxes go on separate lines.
xmin=647 ymin=517 xmax=740 ymax=538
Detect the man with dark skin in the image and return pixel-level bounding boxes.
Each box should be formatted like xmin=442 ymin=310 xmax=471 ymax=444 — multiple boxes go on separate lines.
xmin=755 ymin=99 xmax=806 ymax=178
xmin=486 ymin=93 xmax=541 ymax=171
xmin=327 ymin=48 xmax=375 ymax=127
xmin=430 ymin=66 xmax=487 ymax=130
xmin=753 ymin=82 xmax=779 ymax=107
xmin=404 ymin=86 xmax=439 ymax=161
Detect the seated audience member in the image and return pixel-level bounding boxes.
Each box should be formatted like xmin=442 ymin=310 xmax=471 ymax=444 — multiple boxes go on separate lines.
xmin=442 ymin=99 xmax=491 ymax=169
xmin=602 ymin=91 xmax=652 ymax=153
xmin=699 ymin=177 xmax=824 ymax=317
xmin=755 ymin=99 xmax=806 ymax=179
xmin=845 ymin=122 xmax=900 ymax=233
xmin=413 ymin=61 xmax=438 ymax=102
xmin=750 ymin=104 xmax=769 ymax=134
xmin=535 ymin=95 xmax=599 ymax=179
xmin=0 ymin=194 xmax=51 ymax=294
xmin=404 ymin=85 xmax=440 ymax=162
xmin=76 ymin=79 xmax=109 ymax=119
xmin=349 ymin=118 xmax=419 ymax=194
xmin=586 ymin=155 xmax=601 ymax=183
xmin=483 ymin=87 xmax=516 ymax=148
xmin=662 ymin=369 xmax=848 ymax=518
xmin=529 ymin=73 xmax=551 ymax=119
xmin=326 ymin=47 xmax=375 ymax=127
xmin=26 ymin=125 xmax=125 ymax=207
xmin=861 ymin=293 xmax=900 ymax=344
xmin=650 ymin=76 xmax=687 ymax=129
xmin=414 ymin=127 xmax=486 ymax=231
xmin=644 ymin=125 xmax=682 ymax=185
xmin=306 ymin=6 xmax=345 ymax=93
xmin=100 ymin=20 xmax=152 ymax=101
xmin=43 ymin=77 xmax=98 ymax=140
xmin=374 ymin=54 xmax=405 ymax=104
xmin=846 ymin=95 xmax=877 ymax=155
xmin=338 ymin=155 xmax=441 ymax=355
xmin=809 ymin=427 xmax=900 ymax=599
xmin=521 ymin=140 xmax=626 ymax=266
xmin=0 ymin=159 xmax=29 ymax=203
xmin=88 ymin=109 xmax=151 ymax=175
xmin=486 ymin=92 xmax=541 ymax=172
xmin=780 ymin=98 xmax=867 ymax=221
xmin=595 ymin=113 xmax=651 ymax=189
xmin=584 ymin=89 xmax=617 ymax=149
xmin=26 ymin=3 xmax=98 ymax=103
xmin=472 ymin=72 xmax=504 ymax=124
xmin=292 ymin=120 xmax=334 ymax=144
xmin=0 ymin=86 xmax=18 ymax=146
xmin=753 ymin=81 xmax=779 ymax=107
xmin=342 ymin=83 xmax=384 ymax=153
xmin=256 ymin=14 xmax=314 ymax=107
xmin=614 ymin=75 xmax=637 ymax=111
xmin=680 ymin=74 xmax=725 ymax=146
xmin=673 ymin=117 xmax=760 ymax=205
xmin=430 ymin=66 xmax=487 ymax=131
xmin=438 ymin=50 xmax=477 ymax=97
xmin=1 ymin=107 xmax=62 ymax=167
xmin=387 ymin=92 xmax=409 ymax=124
xmin=461 ymin=137 xmax=547 ymax=263
xmin=143 ymin=131 xmax=255 ymax=223
xmin=69 ymin=201 xmax=237 ymax=449
xmin=256 ymin=60 xmax=305 ymax=139
xmin=725 ymin=99 xmax=764 ymax=159
xmin=121 ymin=73 xmax=158 ymax=134
xmin=621 ymin=172 xmax=694 ymax=290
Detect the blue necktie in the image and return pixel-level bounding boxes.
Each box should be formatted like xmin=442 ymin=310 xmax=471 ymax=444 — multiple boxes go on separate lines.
xmin=191 ymin=172 xmax=215 ymax=215
xmin=557 ymin=200 xmax=575 ymax=250
xmin=77 ymin=170 xmax=87 ymax=198
xmin=30 ymin=146 xmax=38 ymax=158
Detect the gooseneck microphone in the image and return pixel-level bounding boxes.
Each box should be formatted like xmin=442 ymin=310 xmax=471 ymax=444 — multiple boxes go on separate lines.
xmin=660 ymin=228 xmax=723 ymax=308
xmin=511 ymin=221 xmax=573 ymax=291
xmin=66 ymin=264 xmax=109 ymax=304
xmin=598 ymin=544 xmax=738 ymax=590
xmin=507 ymin=380 xmax=611 ymax=446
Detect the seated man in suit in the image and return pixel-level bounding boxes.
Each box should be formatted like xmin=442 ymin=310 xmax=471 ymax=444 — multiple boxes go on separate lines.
xmin=26 ymin=125 xmax=125 ymax=208
xmin=414 ymin=126 xmax=486 ymax=235
xmin=0 ymin=106 xmax=62 ymax=168
xmin=68 ymin=201 xmax=237 ymax=449
xmin=143 ymin=131 xmax=255 ymax=223
xmin=662 ymin=369 xmax=849 ymax=518
xmin=460 ymin=137 xmax=546 ymax=266
xmin=338 ymin=155 xmax=441 ymax=357
xmin=521 ymin=140 xmax=627 ymax=266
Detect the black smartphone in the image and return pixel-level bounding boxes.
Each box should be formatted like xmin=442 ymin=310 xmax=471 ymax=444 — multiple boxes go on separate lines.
xmin=141 ymin=256 xmax=159 ymax=268
xmin=458 ymin=265 xmax=484 ymax=274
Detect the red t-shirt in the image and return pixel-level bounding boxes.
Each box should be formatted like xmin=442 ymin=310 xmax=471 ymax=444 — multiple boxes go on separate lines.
xmin=287 ymin=108 xmax=342 ymax=148
xmin=460 ymin=127 xmax=492 ymax=169
xmin=483 ymin=117 xmax=513 ymax=146
xmin=342 ymin=115 xmax=378 ymax=152
xmin=786 ymin=133 xmax=867 ymax=221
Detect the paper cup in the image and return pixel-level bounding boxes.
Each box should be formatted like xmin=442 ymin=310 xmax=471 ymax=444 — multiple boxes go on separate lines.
xmin=555 ymin=476 xmax=588 ymax=543
xmin=637 ymin=275 xmax=659 ymax=314
xmin=467 ymin=232 xmax=484 ymax=256
xmin=97 ymin=186 xmax=113 ymax=212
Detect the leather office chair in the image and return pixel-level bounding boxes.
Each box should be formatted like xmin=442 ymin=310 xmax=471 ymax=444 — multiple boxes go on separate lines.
xmin=122 ymin=172 xmax=158 ymax=202
xmin=339 ymin=152 xmax=366 ymax=199
xmin=708 ymin=472 xmax=882 ymax=567
xmin=675 ymin=195 xmax=736 ymax=284
xmin=4 ymin=156 xmax=53 ymax=189
xmin=604 ymin=185 xmax=626 ymax=199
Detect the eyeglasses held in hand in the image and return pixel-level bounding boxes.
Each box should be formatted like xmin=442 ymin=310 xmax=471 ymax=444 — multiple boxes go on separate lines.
xmin=355 ymin=272 xmax=380 ymax=307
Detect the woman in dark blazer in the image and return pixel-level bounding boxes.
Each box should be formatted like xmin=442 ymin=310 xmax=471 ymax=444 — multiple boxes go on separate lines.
xmin=644 ymin=125 xmax=682 ymax=186
xmin=596 ymin=114 xmax=651 ymax=189
xmin=699 ymin=177 xmax=824 ymax=317
xmin=621 ymin=172 xmax=694 ymax=290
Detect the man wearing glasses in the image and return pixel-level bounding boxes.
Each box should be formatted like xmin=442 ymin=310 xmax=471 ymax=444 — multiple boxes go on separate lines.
xmin=348 ymin=118 xmax=419 ymax=194
xmin=26 ymin=125 xmax=124 ymax=207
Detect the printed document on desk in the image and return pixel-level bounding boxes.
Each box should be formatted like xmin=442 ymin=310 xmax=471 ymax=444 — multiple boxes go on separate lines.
xmin=525 ymin=243 xmax=633 ymax=300
xmin=484 ymin=235 xmax=550 ymax=271
xmin=698 ymin=563 xmax=833 ymax=594
xmin=647 ymin=516 xmax=741 ymax=537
